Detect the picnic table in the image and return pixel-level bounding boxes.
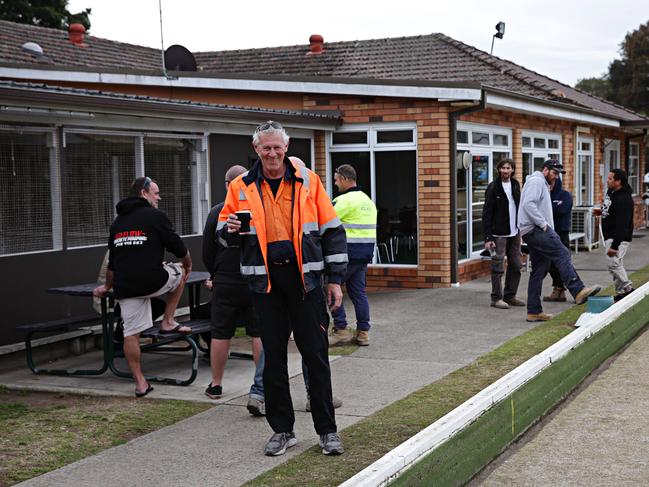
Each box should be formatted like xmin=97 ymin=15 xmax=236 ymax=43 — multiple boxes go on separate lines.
xmin=18 ymin=271 xmax=211 ymax=386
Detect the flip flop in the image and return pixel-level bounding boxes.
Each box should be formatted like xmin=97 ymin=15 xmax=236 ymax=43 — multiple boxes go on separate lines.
xmin=135 ymin=383 xmax=154 ymax=397
xmin=159 ymin=323 xmax=192 ymax=335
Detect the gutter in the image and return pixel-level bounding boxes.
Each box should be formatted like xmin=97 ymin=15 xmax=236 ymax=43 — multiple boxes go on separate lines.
xmin=448 ymin=93 xmax=485 ymax=285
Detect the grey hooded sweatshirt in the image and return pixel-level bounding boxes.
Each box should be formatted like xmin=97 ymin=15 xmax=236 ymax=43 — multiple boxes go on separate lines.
xmin=518 ymin=171 xmax=554 ymax=237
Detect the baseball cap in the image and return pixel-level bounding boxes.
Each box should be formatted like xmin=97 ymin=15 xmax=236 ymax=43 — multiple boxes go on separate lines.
xmin=542 ymin=159 xmax=566 ymax=174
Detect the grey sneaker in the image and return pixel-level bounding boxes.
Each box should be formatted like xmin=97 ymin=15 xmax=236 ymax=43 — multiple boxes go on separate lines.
xmin=306 ymin=395 xmax=343 ymax=412
xmin=247 ymin=397 xmax=265 ymax=417
xmin=319 ymin=432 xmax=344 ymax=455
xmin=264 ymin=432 xmax=297 ymax=456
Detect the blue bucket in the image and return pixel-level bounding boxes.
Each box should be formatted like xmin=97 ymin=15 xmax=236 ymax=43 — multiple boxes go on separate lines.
xmin=586 ymin=295 xmax=614 ymax=313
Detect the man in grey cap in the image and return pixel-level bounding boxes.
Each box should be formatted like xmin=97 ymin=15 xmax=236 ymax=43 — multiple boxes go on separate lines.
xmin=518 ymin=160 xmax=601 ymax=322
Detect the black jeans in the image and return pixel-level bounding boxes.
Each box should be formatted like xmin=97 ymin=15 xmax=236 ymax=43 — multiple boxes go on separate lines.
xmin=253 ymin=263 xmax=336 ymax=435
xmin=548 ymin=231 xmax=570 ymax=289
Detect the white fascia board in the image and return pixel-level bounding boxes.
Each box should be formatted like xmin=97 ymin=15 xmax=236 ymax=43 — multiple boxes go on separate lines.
xmin=0 ymin=67 xmax=482 ymax=101
xmin=486 ymin=92 xmax=620 ymax=128
xmin=339 ymin=281 xmax=649 ymax=487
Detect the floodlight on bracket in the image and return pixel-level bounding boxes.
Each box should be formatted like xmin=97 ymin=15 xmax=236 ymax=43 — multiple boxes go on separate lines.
xmin=490 ymin=21 xmax=506 ymax=55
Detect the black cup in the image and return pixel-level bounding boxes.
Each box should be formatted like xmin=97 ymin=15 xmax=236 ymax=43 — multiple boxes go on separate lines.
xmin=236 ymin=210 xmax=252 ymax=233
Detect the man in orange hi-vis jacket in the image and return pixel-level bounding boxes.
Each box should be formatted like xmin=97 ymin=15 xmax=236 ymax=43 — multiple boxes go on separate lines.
xmin=217 ymin=121 xmax=347 ymax=457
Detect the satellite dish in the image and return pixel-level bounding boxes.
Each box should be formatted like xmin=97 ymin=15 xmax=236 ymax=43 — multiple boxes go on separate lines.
xmin=456 ymin=151 xmax=472 ymax=169
xmin=164 ymin=45 xmax=197 ymax=72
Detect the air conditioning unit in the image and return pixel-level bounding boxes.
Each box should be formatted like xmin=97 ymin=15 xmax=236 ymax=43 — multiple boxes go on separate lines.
xmin=571 ymin=206 xmax=599 ymax=251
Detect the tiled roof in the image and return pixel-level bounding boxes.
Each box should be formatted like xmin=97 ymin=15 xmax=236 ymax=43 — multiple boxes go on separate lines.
xmin=0 ymin=20 xmax=644 ymax=122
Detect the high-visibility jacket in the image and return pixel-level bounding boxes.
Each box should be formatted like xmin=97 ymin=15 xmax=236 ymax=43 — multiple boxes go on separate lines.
xmin=217 ymin=159 xmax=347 ymax=294
xmin=332 ymin=187 xmax=377 ymax=264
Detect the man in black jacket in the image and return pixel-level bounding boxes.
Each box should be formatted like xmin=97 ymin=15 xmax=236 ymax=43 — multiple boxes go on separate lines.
xmin=94 ymin=177 xmax=192 ymax=397
xmin=202 ymin=165 xmax=264 ymax=416
xmin=482 ymin=158 xmax=524 ymax=309
xmin=594 ymin=169 xmax=635 ymax=301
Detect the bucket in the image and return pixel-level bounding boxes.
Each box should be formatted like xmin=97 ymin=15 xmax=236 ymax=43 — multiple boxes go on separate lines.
xmin=586 ymin=295 xmax=614 ymax=313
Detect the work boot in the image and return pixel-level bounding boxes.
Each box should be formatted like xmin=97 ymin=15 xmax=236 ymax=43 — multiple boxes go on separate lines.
xmin=526 ymin=312 xmax=554 ymax=322
xmin=246 ymin=396 xmax=265 ymax=416
xmin=355 ymin=329 xmax=370 ymax=346
xmin=306 ymin=395 xmax=343 ymax=412
xmin=504 ymin=297 xmax=525 ymax=307
xmin=543 ymin=287 xmax=567 ymax=302
xmin=491 ymin=299 xmax=509 ymax=309
xmin=328 ymin=327 xmax=352 ymax=346
xmin=575 ymin=285 xmax=602 ymax=305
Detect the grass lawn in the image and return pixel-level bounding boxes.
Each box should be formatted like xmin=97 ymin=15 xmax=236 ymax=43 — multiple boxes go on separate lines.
xmin=245 ymin=265 xmax=649 ymax=487
xmin=0 ymin=387 xmax=211 ymax=486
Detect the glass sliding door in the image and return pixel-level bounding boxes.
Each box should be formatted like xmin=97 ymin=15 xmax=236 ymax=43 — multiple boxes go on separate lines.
xmin=576 ymin=137 xmax=594 ymax=206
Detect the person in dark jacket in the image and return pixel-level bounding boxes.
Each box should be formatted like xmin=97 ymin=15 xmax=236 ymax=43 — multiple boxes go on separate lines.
xmin=543 ymin=176 xmax=573 ymax=302
xmin=482 ymin=158 xmax=524 ymax=309
xmin=94 ymin=176 xmax=192 ymax=397
xmin=202 ymin=165 xmax=265 ymax=416
xmin=594 ymin=169 xmax=635 ymax=301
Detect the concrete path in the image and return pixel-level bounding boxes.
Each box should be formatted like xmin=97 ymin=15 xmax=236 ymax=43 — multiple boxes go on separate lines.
xmin=7 ymin=230 xmax=649 ymax=487
xmin=477 ymin=326 xmax=649 ymax=487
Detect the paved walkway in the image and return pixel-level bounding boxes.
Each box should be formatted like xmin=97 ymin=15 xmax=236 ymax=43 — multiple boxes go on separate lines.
xmin=477 ymin=326 xmax=649 ymax=486
xmin=6 ymin=230 xmax=648 ymax=487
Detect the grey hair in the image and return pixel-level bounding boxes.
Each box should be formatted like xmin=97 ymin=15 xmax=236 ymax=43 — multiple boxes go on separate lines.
xmin=252 ymin=120 xmax=290 ymax=146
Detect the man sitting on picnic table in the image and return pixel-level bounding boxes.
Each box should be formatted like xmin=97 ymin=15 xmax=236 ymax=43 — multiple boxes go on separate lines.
xmin=94 ymin=176 xmax=192 ymax=397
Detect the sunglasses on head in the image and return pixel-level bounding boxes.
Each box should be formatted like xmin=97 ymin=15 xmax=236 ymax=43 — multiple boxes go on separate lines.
xmin=256 ymin=120 xmax=283 ymax=132
xmin=143 ymin=176 xmax=152 ymax=188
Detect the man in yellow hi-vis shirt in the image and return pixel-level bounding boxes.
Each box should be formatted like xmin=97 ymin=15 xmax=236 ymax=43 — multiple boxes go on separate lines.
xmin=330 ymin=164 xmax=377 ymax=346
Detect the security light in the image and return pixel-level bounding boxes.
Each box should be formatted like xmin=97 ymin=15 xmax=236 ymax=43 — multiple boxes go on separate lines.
xmin=490 ymin=21 xmax=506 ymax=54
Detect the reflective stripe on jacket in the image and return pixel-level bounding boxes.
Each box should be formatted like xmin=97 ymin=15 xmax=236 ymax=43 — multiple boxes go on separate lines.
xmin=218 ymin=158 xmax=348 ymax=294
xmin=332 ymin=187 xmax=377 ymax=264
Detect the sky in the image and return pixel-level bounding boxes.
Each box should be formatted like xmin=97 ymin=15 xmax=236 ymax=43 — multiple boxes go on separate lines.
xmin=67 ymin=0 xmax=647 ymax=87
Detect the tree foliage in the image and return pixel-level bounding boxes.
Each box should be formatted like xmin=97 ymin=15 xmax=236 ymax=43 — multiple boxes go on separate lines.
xmin=0 ymin=0 xmax=91 ymax=30
xmin=576 ymin=20 xmax=649 ymax=115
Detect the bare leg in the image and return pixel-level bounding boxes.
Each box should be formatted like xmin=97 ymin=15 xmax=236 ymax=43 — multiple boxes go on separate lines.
xmin=160 ymin=277 xmax=187 ymax=331
xmin=209 ymin=338 xmax=231 ymax=387
xmin=124 ymin=334 xmax=147 ymax=392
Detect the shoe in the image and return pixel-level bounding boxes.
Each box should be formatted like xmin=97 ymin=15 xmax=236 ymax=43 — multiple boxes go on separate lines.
xmin=328 ymin=328 xmax=352 ymax=346
xmin=490 ymin=299 xmax=509 ymax=309
xmin=319 ymin=432 xmax=344 ymax=455
xmin=247 ymin=397 xmax=265 ymax=416
xmin=306 ymin=395 xmax=343 ymax=412
xmin=543 ymin=287 xmax=567 ymax=302
xmin=204 ymin=383 xmax=222 ymax=399
xmin=526 ymin=312 xmax=553 ymax=322
xmin=264 ymin=432 xmax=297 ymax=456
xmin=355 ymin=330 xmax=370 ymax=346
xmin=504 ymin=297 xmax=525 ymax=307
xmin=575 ymin=285 xmax=602 ymax=305
xmin=614 ymin=287 xmax=635 ymax=302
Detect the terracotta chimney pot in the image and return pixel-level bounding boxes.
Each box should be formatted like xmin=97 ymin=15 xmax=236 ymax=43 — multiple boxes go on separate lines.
xmin=69 ymin=23 xmax=86 ymax=47
xmin=308 ymin=34 xmax=324 ymax=55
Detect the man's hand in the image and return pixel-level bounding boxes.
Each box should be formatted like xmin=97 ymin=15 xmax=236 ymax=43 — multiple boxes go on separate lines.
xmin=607 ymin=248 xmax=618 ymax=257
xmin=181 ymin=251 xmax=192 ymax=282
xmin=327 ymin=283 xmax=343 ymax=311
xmin=204 ymin=279 xmax=213 ymax=290
xmin=93 ymin=284 xmax=110 ymax=298
xmin=485 ymin=241 xmax=495 ymax=250
xmin=592 ymin=207 xmax=603 ymax=217
xmin=226 ymin=213 xmax=241 ymax=233
xmin=543 ymin=224 xmax=548 ymax=232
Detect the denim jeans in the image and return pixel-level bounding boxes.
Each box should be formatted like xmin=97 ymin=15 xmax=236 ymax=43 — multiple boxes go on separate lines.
xmin=523 ymin=226 xmax=584 ymax=314
xmin=250 ymin=348 xmax=265 ymax=401
xmin=490 ymin=234 xmax=522 ymax=302
xmin=331 ymin=263 xmax=370 ymax=331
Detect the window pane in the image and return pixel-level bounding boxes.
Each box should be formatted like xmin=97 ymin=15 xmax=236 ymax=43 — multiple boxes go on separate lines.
xmin=534 ymin=138 xmax=546 ymax=149
xmin=331 ymin=152 xmax=371 ymax=200
xmin=548 ymin=138 xmax=559 ymax=149
xmin=64 ymin=133 xmax=135 ymax=247
xmin=493 ymin=134 xmax=508 ymax=146
xmin=375 ymin=151 xmax=417 ymax=265
xmin=630 ymin=144 xmax=639 ymax=156
xmin=457 ymin=130 xmax=469 ymax=144
xmin=456 ymin=150 xmax=468 ymax=260
xmin=548 ymin=153 xmax=561 ymax=161
xmin=332 ymin=131 xmax=367 ymax=145
xmin=533 ymin=157 xmax=545 ymax=173
xmin=472 ymin=132 xmax=489 ymax=145
xmin=471 ymin=155 xmax=489 ymax=252
xmin=377 ymin=130 xmax=413 ymax=144
xmin=0 ymin=131 xmax=56 ymax=255
xmin=522 ymin=136 xmax=531 ymax=148
xmin=581 ymin=141 xmax=591 ymax=151
xmin=493 ymin=152 xmax=510 ymax=179
xmin=522 ymin=153 xmax=533 ymax=181
xmin=144 ymin=138 xmax=195 ymax=236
